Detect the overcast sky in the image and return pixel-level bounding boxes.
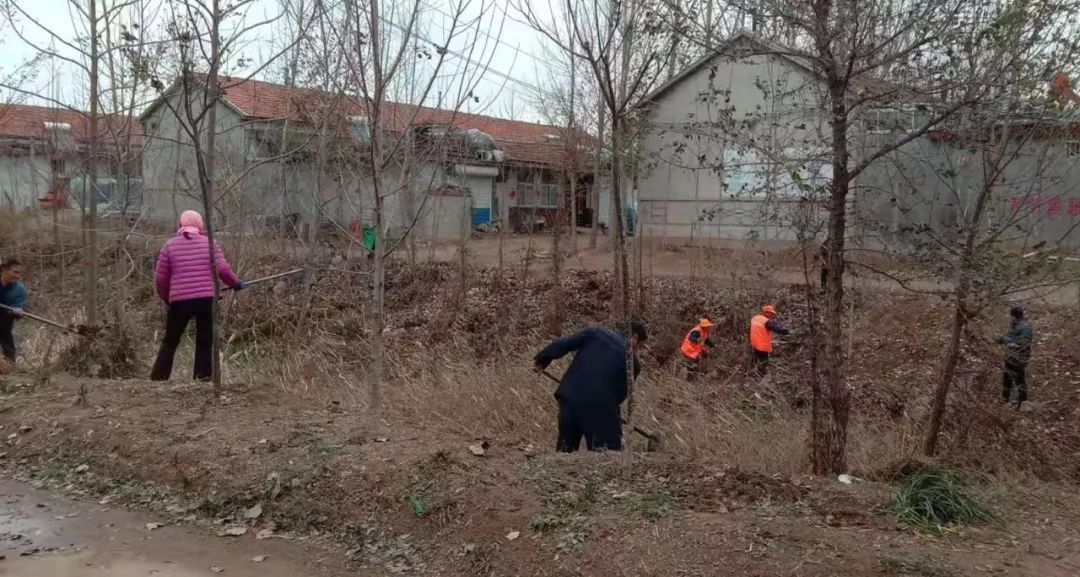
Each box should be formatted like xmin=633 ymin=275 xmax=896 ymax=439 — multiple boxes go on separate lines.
xmin=0 ymin=0 xmax=567 ymax=124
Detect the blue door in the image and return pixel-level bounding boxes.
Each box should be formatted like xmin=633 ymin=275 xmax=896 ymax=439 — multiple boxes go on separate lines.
xmin=472 ymin=208 xmax=491 ymax=226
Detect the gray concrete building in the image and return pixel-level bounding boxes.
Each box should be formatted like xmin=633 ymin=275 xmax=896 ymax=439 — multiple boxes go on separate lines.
xmin=0 ymin=104 xmax=141 ymax=214
xmin=139 ymin=77 xmax=606 ymax=240
xmin=635 ymin=31 xmax=1080 ymax=250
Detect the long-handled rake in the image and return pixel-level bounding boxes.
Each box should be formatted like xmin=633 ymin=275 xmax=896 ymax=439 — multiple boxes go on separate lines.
xmin=0 ymin=303 xmax=96 ymax=336
xmin=223 ymin=268 xmax=305 ymax=292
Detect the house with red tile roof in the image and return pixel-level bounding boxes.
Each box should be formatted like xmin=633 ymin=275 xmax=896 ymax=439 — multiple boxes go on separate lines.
xmin=139 ymin=76 xmax=610 ymax=237
xmin=0 ymin=103 xmax=142 ymax=212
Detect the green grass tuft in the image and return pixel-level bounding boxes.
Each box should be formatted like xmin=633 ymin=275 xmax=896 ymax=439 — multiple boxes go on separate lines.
xmin=888 ymin=467 xmax=999 ymax=535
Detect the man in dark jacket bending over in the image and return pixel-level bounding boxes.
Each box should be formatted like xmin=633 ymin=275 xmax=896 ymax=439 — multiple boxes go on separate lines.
xmin=533 ymin=320 xmax=647 ymax=452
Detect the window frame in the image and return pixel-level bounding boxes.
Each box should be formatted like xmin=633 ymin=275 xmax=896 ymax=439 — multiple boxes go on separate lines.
xmin=517 ymin=181 xmax=562 ymax=209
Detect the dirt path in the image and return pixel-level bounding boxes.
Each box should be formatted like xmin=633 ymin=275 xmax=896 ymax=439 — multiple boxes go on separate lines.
xmin=418 ymin=234 xmax=1080 ymax=305
xmin=0 ymin=478 xmax=354 ymax=577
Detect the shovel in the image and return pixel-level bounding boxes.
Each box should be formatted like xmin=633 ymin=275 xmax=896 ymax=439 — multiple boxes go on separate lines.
xmin=540 ymin=369 xmax=662 ymax=452
xmin=0 ymin=303 xmax=95 ymax=336
xmin=223 ymin=268 xmax=304 ymax=292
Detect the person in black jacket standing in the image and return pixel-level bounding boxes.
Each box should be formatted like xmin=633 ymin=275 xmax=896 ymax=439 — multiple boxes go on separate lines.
xmin=999 ymin=305 xmax=1033 ymax=410
xmin=533 ymin=320 xmax=647 ymax=452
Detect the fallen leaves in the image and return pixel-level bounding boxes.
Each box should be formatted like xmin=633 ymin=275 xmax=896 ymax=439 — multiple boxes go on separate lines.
xmin=219 ymin=527 xmax=247 ymax=537
xmin=145 ymin=522 xmax=162 ymax=531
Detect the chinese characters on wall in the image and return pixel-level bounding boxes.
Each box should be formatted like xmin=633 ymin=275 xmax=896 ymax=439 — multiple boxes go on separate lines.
xmin=1010 ymin=196 xmax=1080 ymax=218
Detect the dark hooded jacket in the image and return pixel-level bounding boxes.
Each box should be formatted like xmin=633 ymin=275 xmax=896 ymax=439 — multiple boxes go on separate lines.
xmin=534 ymin=326 xmax=641 ymax=406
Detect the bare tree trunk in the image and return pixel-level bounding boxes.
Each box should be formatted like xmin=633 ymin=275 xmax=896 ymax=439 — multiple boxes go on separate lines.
xmin=704 ymin=0 xmax=714 ymax=46
xmin=549 ymin=58 xmax=577 ymax=335
xmin=612 ymin=0 xmax=634 ymax=317
xmin=634 ymin=174 xmax=644 ymax=315
xmin=85 ymin=0 xmax=100 ymax=327
xmin=550 ymin=174 xmax=564 ymax=335
xmin=590 ymin=105 xmax=605 ymax=250
xmin=297 ymin=115 xmax=326 ymax=334
xmin=568 ymin=60 xmax=578 ymax=256
xmin=820 ymin=73 xmax=852 ymax=475
xmin=202 ymin=1 xmax=224 ymax=388
xmin=496 ymin=205 xmax=504 ymax=276
xmin=924 ymin=126 xmax=1006 ymax=456
xmin=798 ymin=225 xmax=827 ymax=473
xmin=459 ymin=198 xmax=468 ymax=301
xmin=368 ymin=0 xmax=387 ymax=415
xmin=523 ymin=170 xmax=539 ymax=284
xmin=925 ymin=304 xmax=966 ymax=456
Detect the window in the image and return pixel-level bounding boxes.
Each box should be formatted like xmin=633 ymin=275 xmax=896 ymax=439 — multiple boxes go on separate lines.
xmin=722 ymin=149 xmax=768 ymax=197
xmin=864 ymin=107 xmax=930 ymax=134
xmin=518 ymin=182 xmax=561 ymax=208
xmin=1066 ymin=141 xmax=1080 ymax=157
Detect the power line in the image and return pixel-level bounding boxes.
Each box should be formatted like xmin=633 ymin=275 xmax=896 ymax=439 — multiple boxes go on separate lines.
xmin=380 ymin=9 xmax=563 ymax=102
xmin=420 ymin=0 xmax=550 ymax=66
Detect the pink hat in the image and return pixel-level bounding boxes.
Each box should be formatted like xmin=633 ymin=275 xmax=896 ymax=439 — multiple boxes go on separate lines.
xmin=177 ymin=210 xmax=205 ymax=236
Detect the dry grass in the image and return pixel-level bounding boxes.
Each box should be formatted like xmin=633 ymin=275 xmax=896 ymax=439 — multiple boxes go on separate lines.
xmin=2 ymin=211 xmax=1078 ymax=481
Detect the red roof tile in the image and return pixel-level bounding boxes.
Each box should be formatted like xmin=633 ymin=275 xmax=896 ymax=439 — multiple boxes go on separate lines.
xmin=216 ymin=77 xmax=588 ymax=166
xmin=0 ymin=103 xmax=142 ymax=145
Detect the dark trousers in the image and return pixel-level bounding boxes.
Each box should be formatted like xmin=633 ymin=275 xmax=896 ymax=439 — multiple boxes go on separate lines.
xmin=0 ymin=314 xmax=15 ymax=363
xmin=556 ymin=401 xmax=622 ymax=453
xmin=1002 ymin=359 xmax=1028 ymax=407
xmin=751 ymin=350 xmax=770 ymax=376
xmin=150 ymin=298 xmax=214 ymax=381
xmin=680 ymin=355 xmax=701 ymax=381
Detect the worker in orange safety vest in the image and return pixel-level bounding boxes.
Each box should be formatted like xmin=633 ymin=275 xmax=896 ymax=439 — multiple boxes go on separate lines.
xmin=749 ymin=305 xmax=790 ymax=376
xmin=680 ymin=318 xmax=715 ymax=380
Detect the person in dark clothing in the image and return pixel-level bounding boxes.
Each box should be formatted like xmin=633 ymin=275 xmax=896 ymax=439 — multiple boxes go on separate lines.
xmin=749 ymin=305 xmax=791 ymax=377
xmin=999 ymin=305 xmax=1033 ymax=410
xmin=0 ymin=259 xmax=27 ymax=365
xmin=533 ymin=320 xmax=647 ymax=453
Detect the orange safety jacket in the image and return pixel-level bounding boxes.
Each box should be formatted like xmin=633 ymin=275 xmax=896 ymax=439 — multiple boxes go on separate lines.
xmin=750 ymin=314 xmax=772 ymax=353
xmin=680 ymin=324 xmax=711 ymax=360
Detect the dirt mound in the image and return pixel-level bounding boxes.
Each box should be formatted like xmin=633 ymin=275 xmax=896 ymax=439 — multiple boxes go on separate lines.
xmin=668 ymin=466 xmax=809 ymax=513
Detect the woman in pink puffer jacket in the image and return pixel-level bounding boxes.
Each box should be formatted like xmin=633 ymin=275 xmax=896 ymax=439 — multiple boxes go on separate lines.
xmin=150 ymin=210 xmax=245 ymax=381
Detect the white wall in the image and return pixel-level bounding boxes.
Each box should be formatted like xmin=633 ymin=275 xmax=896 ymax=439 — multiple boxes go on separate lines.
xmin=0 ymin=153 xmax=50 ymax=210
xmin=637 ymin=36 xmax=831 ymax=243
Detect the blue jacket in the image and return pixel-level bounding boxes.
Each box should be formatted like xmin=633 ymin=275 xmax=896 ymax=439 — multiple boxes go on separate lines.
xmin=0 ymin=281 xmax=27 ymax=311
xmin=535 ymin=326 xmax=641 ymax=406
xmin=1001 ymin=319 xmax=1033 ymax=364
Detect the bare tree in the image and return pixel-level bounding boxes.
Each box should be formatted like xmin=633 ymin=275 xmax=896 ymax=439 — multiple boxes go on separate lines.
xmin=0 ymin=0 xmax=119 ymax=326
xmin=137 ymin=0 xmax=307 ymax=386
xmin=515 ymin=0 xmax=676 ymax=318
xmin=530 ymin=24 xmax=592 ymax=335
xmin=655 ymin=0 xmax=1075 ymax=472
xmin=848 ymin=8 xmax=1080 ymax=453
xmin=315 ymin=0 xmax=504 ymax=412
